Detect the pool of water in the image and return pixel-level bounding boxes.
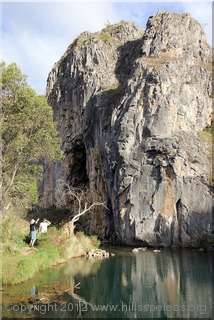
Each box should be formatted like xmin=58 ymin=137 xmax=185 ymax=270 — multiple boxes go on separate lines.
xmin=2 ymin=248 xmax=212 ymax=319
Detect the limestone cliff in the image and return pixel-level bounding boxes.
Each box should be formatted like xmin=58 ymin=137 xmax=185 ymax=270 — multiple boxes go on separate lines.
xmin=40 ymin=12 xmax=213 ymax=247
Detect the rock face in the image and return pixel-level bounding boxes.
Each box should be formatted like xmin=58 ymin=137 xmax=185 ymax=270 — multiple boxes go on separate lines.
xmin=40 ymin=12 xmax=213 ymax=247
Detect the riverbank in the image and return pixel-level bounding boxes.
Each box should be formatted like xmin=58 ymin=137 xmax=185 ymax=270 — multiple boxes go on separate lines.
xmin=3 ymin=211 xmax=213 ymax=286
xmin=2 ymin=219 xmax=100 ymax=285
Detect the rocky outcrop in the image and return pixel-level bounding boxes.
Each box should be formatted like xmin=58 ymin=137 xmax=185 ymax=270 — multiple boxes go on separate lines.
xmin=39 ymin=12 xmax=213 ymax=247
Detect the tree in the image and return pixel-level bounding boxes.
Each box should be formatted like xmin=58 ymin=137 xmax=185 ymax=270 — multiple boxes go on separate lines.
xmin=1 ymin=62 xmax=63 ymax=210
xmin=55 ymin=179 xmax=108 ymax=235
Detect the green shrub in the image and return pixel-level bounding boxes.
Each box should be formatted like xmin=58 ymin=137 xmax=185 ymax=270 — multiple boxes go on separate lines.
xmin=197 ymin=124 xmax=213 ymax=187
xmin=75 ymin=232 xmax=100 ymax=250
xmin=90 ymin=235 xmax=101 ymax=248
xmin=75 ymin=231 xmax=85 ymax=239
xmin=200 ymin=234 xmax=214 ymax=249
xmin=2 ymin=213 xmax=29 ymax=249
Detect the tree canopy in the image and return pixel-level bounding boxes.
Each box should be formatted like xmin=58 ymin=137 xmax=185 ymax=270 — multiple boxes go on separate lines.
xmin=1 ymin=61 xmax=63 ymax=211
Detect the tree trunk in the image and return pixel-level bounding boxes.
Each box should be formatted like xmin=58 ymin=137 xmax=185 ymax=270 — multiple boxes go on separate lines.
xmin=62 ymin=220 xmax=75 ymax=236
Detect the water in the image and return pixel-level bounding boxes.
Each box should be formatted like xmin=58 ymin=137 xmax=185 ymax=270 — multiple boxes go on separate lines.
xmin=2 ymin=248 xmax=212 ymax=319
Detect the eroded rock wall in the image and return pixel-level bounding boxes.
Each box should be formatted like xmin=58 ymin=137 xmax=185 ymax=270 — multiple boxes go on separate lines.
xmin=40 ymin=12 xmax=213 ymax=246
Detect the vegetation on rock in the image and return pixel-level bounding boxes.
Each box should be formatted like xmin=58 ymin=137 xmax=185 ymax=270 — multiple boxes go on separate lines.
xmin=197 ymin=122 xmax=214 ymax=187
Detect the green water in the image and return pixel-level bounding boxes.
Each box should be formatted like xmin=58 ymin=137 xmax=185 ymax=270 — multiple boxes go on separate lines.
xmin=2 ymin=248 xmax=212 ymax=319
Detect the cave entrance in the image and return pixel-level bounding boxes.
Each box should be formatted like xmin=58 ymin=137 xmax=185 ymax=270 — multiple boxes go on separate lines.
xmin=67 ymin=139 xmax=88 ymax=186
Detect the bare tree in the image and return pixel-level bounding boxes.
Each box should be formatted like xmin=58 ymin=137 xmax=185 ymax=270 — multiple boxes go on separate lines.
xmin=55 ymin=179 xmax=108 ymax=235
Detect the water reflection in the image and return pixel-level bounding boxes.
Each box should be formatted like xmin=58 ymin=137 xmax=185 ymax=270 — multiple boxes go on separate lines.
xmin=2 ymin=249 xmax=212 ymax=319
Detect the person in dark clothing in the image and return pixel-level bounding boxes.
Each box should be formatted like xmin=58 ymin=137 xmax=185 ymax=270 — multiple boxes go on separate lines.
xmin=29 ymin=218 xmax=39 ymax=247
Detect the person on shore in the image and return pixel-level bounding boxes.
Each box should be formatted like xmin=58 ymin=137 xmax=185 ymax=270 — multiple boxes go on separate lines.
xmin=29 ymin=218 xmax=39 ymax=247
xmin=39 ymin=218 xmax=51 ymax=234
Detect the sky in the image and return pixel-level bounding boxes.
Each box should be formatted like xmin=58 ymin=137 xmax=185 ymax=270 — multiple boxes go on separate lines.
xmin=1 ymin=1 xmax=213 ymax=95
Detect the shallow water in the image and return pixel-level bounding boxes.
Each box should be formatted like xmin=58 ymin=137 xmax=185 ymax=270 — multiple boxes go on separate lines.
xmin=2 ymin=248 xmax=212 ymax=319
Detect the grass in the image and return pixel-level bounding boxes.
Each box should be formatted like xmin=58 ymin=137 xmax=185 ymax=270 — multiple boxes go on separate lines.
xmin=2 ymin=214 xmax=101 ymax=285
xmin=99 ymin=82 xmax=120 ymax=92
xmin=139 ymin=53 xmax=213 ymax=74
xmin=197 ymin=124 xmax=213 ymax=187
xmin=2 ymin=229 xmax=61 ymax=285
xmin=139 ymin=55 xmax=172 ymax=68
xmin=200 ymin=234 xmax=214 ymax=250
xmin=107 ymin=81 xmax=127 ymax=102
xmin=196 ymin=54 xmax=213 ymax=72
xmin=197 ymin=126 xmax=213 ymax=144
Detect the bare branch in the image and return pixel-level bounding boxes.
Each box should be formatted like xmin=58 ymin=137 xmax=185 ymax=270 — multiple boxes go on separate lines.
xmin=71 ymin=202 xmax=109 ymax=224
xmin=3 ymin=165 xmax=18 ymax=200
xmin=55 ymin=179 xmax=109 ymax=235
xmin=55 ymin=179 xmax=83 ymax=208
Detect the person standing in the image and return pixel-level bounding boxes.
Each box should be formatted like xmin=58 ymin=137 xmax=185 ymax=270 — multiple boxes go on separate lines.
xmin=29 ymin=218 xmax=39 ymax=247
xmin=39 ymin=218 xmax=51 ymax=234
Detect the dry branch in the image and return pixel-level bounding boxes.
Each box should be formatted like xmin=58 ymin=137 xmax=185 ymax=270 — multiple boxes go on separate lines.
xmin=55 ymin=179 xmax=109 ymax=235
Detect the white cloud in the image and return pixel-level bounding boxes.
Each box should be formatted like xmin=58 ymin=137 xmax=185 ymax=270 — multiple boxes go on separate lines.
xmin=2 ymin=1 xmax=212 ymax=94
xmin=2 ymin=2 xmax=121 ymax=94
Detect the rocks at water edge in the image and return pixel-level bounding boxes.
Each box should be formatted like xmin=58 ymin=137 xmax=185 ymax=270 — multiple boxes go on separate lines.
xmin=86 ymin=249 xmax=114 ymax=258
xmin=132 ymin=247 xmax=148 ymax=253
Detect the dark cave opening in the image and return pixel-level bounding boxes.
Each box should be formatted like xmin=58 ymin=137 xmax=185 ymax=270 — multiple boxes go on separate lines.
xmin=67 ymin=139 xmax=88 ymax=186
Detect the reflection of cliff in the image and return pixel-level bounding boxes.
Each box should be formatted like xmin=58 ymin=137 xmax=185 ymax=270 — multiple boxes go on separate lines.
xmin=69 ymin=250 xmax=212 ymax=318
xmin=131 ymin=250 xmax=212 ymax=318
xmin=3 ymin=251 xmax=211 ymax=319
xmin=75 ymin=256 xmax=134 ymax=305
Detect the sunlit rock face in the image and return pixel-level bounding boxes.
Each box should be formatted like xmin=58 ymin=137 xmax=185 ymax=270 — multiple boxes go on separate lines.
xmin=40 ymin=12 xmax=213 ymax=247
